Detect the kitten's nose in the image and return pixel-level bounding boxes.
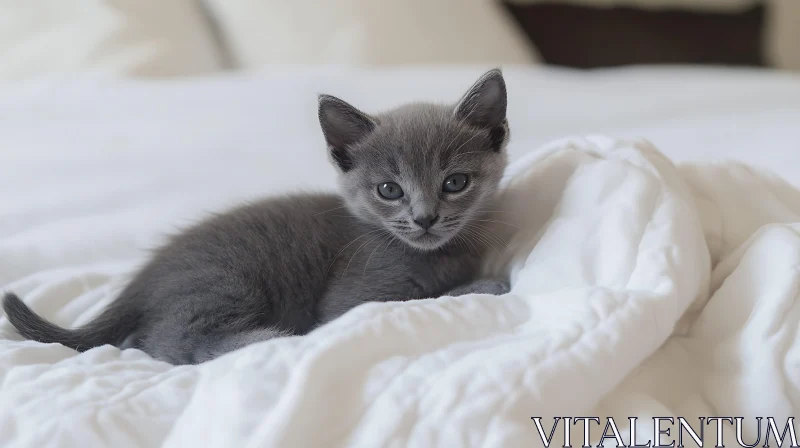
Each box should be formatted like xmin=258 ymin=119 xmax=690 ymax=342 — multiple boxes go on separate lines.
xmin=413 ymin=214 xmax=439 ymax=230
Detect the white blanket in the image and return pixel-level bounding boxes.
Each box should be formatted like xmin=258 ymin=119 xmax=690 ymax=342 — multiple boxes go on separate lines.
xmin=3 ymin=136 xmax=799 ymax=447
xmin=1 ymin=67 xmax=800 ymax=447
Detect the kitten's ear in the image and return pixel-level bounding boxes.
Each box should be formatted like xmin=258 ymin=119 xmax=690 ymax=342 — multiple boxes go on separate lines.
xmin=318 ymin=94 xmax=376 ymax=172
xmin=453 ymin=68 xmax=507 ymax=129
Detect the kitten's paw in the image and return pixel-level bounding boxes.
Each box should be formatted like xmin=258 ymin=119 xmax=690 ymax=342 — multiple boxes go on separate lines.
xmin=446 ymin=278 xmax=510 ymax=296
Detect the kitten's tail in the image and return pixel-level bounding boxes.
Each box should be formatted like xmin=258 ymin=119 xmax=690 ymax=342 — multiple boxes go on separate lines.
xmin=2 ymin=292 xmax=136 ymax=352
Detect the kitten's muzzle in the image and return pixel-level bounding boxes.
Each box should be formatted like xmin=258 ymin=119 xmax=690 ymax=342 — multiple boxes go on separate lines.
xmin=413 ymin=214 xmax=439 ymax=230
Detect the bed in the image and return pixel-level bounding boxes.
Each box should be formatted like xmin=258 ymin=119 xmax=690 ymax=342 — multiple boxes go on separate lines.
xmin=1 ymin=65 xmax=799 ymax=447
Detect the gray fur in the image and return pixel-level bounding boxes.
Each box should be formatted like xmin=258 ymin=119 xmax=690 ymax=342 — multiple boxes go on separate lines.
xmin=3 ymin=69 xmax=512 ymax=365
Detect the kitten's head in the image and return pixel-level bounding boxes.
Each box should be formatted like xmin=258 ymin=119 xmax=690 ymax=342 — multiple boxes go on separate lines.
xmin=318 ymin=69 xmax=509 ymax=251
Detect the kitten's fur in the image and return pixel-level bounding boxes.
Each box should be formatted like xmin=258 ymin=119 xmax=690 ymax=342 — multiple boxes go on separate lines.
xmin=3 ymin=69 xmax=511 ymax=365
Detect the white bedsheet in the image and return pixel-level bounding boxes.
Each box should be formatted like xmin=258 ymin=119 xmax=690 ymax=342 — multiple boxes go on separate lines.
xmin=1 ymin=66 xmax=799 ymax=447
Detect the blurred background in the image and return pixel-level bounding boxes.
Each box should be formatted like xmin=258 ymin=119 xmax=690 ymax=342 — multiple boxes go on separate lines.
xmin=0 ymin=0 xmax=797 ymax=80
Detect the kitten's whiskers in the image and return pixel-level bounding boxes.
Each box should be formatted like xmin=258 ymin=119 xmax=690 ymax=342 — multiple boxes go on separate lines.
xmin=451 ymin=132 xmax=482 ymax=154
xmin=461 ymin=223 xmax=507 ymax=256
xmin=467 ymin=222 xmax=509 ymax=247
xmin=314 ymin=205 xmax=348 ymax=216
xmin=471 ymin=219 xmax=520 ymax=229
xmin=451 ymin=150 xmax=483 ymax=160
xmin=463 ymin=228 xmax=500 ymax=256
xmin=326 ymin=228 xmax=385 ymax=275
xmin=363 ymin=234 xmax=393 ymax=275
xmin=343 ymin=231 xmax=390 ymax=278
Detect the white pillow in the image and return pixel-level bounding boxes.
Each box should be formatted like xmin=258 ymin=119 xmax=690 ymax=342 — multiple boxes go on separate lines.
xmin=765 ymin=0 xmax=800 ymax=71
xmin=202 ymin=0 xmax=540 ymax=67
xmin=0 ymin=0 xmax=224 ymax=80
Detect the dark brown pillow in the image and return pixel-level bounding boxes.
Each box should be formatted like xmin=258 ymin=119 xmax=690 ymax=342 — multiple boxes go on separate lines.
xmin=502 ymin=2 xmax=766 ymax=68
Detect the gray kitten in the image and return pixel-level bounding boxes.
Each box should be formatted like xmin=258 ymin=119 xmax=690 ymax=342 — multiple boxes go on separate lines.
xmin=3 ymin=69 xmax=511 ymax=365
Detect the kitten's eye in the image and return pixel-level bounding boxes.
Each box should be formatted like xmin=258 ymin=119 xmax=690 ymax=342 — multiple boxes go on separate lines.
xmin=443 ymin=173 xmax=469 ymax=193
xmin=377 ymin=182 xmax=404 ymax=200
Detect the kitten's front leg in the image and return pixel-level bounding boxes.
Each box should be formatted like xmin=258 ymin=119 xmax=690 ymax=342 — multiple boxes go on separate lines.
xmin=445 ymin=278 xmax=510 ymax=297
